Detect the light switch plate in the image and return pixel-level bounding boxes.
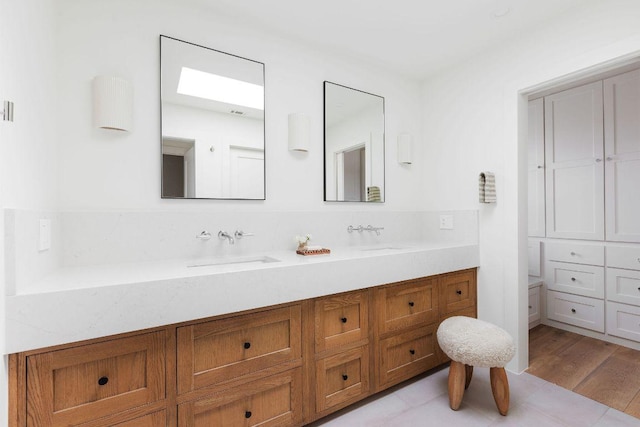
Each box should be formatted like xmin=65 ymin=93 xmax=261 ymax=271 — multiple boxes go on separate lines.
xmin=39 ymin=219 xmax=51 ymax=251
xmin=439 ymin=215 xmax=454 ymax=230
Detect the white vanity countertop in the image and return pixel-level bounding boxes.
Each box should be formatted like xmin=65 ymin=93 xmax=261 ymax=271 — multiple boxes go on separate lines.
xmin=5 ymin=241 xmax=479 ymax=354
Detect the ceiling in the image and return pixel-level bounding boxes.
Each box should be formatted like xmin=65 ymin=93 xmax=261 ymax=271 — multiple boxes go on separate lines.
xmin=190 ymin=0 xmax=592 ymax=80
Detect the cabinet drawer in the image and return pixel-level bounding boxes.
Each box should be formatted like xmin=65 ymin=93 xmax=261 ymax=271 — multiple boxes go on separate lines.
xmin=439 ymin=270 xmax=476 ymax=316
xmin=104 ymin=410 xmax=166 ymax=427
xmin=606 ymin=302 xmax=640 ymax=343
xmin=315 ymin=290 xmax=368 ymax=353
xmin=545 ymin=261 xmax=604 ymax=298
xmin=607 ymin=246 xmax=640 ymax=270
xmin=376 ymin=277 xmax=437 ymax=336
xmin=26 ymin=332 xmax=166 ymax=427
xmin=177 ymin=305 xmax=302 ymax=394
xmin=178 ymin=368 xmax=302 ymax=427
xmin=378 ymin=324 xmax=439 ymax=389
xmin=528 ymin=286 xmax=541 ymax=325
xmin=546 ymin=290 xmax=604 ymax=332
xmin=607 ymin=268 xmax=640 ymax=306
xmin=315 ymin=346 xmax=370 ymax=414
xmin=545 ymin=241 xmax=604 ymax=266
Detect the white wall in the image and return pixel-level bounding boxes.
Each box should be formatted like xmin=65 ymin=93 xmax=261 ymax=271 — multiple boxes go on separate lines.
xmin=54 ymin=0 xmax=423 ymax=212
xmin=421 ymin=0 xmax=640 ymax=372
xmin=0 ymin=0 xmax=57 ymax=423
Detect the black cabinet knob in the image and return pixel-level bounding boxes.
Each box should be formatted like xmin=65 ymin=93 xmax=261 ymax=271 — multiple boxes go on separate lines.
xmin=456 ymin=290 xmax=462 ymax=295
xmin=243 ymin=342 xmax=251 ymax=349
xmin=409 ymin=349 xmax=415 ymax=355
xmin=245 ymin=411 xmax=252 ymax=419
xmin=571 ymin=308 xmax=576 ymax=313
xmin=341 ymin=317 xmax=347 ymax=323
xmin=342 ymin=374 xmax=348 ymax=381
xmin=571 ymin=277 xmax=576 ymax=282
xmin=408 ymin=301 xmax=415 ymax=307
xmin=98 ymin=376 xmax=109 ymax=386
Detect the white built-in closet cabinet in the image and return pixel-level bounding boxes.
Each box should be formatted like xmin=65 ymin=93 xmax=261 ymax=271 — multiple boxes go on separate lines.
xmin=527 ymin=67 xmax=640 ymax=348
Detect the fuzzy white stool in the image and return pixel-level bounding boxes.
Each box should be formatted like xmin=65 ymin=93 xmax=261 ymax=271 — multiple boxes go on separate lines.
xmin=436 ymin=316 xmax=515 ymax=416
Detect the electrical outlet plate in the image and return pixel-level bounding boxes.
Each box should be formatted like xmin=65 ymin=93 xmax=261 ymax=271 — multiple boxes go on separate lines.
xmin=39 ymin=219 xmax=51 ymax=251
xmin=439 ymin=215 xmax=454 ymax=230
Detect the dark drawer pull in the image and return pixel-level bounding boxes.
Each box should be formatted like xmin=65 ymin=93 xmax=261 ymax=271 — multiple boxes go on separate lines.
xmin=409 ymin=349 xmax=416 ymax=355
xmin=529 ymin=305 xmax=532 ymax=309
xmin=245 ymin=411 xmax=252 ymax=419
xmin=342 ymin=374 xmax=348 ymax=381
xmin=98 ymin=376 xmax=109 ymax=386
xmin=408 ymin=301 xmax=415 ymax=307
xmin=637 ymin=287 xmax=640 ymax=292
xmin=341 ymin=317 xmax=347 ymax=323
xmin=571 ymin=277 xmax=576 ymax=282
xmin=571 ymin=308 xmax=576 ymax=314
xmin=243 ymin=342 xmax=251 ymax=349
xmin=456 ymin=290 xmax=462 ymax=295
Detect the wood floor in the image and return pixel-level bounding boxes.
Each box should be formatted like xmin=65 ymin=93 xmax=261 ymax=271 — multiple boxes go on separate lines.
xmin=527 ymin=324 xmax=640 ymax=419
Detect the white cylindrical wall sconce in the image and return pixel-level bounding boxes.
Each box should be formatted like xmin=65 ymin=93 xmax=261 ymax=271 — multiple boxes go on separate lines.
xmin=288 ymin=113 xmax=310 ymax=152
xmin=397 ymin=132 xmax=412 ymax=164
xmin=92 ymin=76 xmax=133 ymax=132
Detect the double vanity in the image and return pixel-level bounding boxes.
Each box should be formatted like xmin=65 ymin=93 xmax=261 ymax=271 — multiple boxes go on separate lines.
xmin=7 ymin=242 xmax=479 ymax=426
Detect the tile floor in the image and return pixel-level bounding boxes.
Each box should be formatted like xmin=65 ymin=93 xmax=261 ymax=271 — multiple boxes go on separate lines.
xmin=308 ymin=366 xmax=640 ymax=426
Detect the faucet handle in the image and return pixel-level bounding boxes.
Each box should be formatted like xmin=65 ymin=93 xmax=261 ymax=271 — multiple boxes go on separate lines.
xmin=234 ymin=230 xmax=254 ymax=239
xmin=196 ymin=231 xmax=212 ymax=240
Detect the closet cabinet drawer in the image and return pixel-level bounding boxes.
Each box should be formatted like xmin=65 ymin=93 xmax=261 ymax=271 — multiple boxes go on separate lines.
xmin=545 ymin=261 xmax=604 ymax=298
xmin=439 ymin=269 xmax=477 ymax=316
xmin=606 ymin=268 xmax=640 ymax=306
xmin=315 ymin=346 xmax=370 ymax=414
xmin=547 ymin=290 xmax=604 ymax=332
xmin=545 ymin=241 xmax=604 ymax=266
xmin=375 ymin=277 xmax=437 ymax=336
xmin=315 ymin=290 xmax=369 ymax=353
xmin=177 ymin=305 xmax=302 ymax=394
xmin=178 ymin=368 xmax=302 ymax=427
xmin=26 ymin=332 xmax=166 ymax=427
xmin=378 ymin=324 xmax=439 ymax=389
xmin=607 ymin=246 xmax=640 ymax=271
xmin=606 ymin=302 xmax=640 ymax=343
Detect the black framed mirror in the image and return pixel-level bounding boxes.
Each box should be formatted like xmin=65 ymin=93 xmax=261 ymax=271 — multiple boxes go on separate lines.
xmin=160 ymin=36 xmax=265 ymax=199
xmin=323 ymin=81 xmax=385 ymax=202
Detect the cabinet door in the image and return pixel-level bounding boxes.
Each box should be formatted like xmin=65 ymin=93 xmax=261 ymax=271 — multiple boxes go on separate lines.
xmin=545 ymin=81 xmax=604 ymax=240
xmin=375 ymin=277 xmax=438 ymax=336
xmin=439 ymin=269 xmax=477 ymax=317
xmin=26 ymin=332 xmax=166 ymax=427
xmin=177 ymin=305 xmax=301 ymax=394
xmin=604 ymin=69 xmax=640 ymax=243
xmin=314 ymin=290 xmax=368 ymax=354
xmin=315 ymin=346 xmax=370 ymax=414
xmin=528 ymin=98 xmax=546 ymax=237
xmin=178 ymin=368 xmax=302 ymax=427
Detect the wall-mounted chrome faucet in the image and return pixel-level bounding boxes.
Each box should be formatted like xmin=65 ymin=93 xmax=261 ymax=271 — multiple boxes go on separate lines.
xmin=196 ymin=231 xmax=212 ymax=240
xmin=218 ymin=230 xmax=235 ymax=244
xmin=347 ymin=224 xmax=385 ymax=236
xmin=234 ymin=230 xmax=254 ymax=240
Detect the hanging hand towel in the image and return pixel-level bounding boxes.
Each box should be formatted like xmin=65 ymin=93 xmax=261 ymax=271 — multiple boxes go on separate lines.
xmin=479 ymin=172 xmax=496 ymax=203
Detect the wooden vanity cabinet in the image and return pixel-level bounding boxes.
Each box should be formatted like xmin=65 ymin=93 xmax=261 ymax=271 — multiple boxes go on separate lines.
xmin=310 ymin=290 xmax=371 ymax=419
xmin=10 ymin=269 xmax=477 ymax=427
xmin=374 ymin=277 xmax=440 ymax=390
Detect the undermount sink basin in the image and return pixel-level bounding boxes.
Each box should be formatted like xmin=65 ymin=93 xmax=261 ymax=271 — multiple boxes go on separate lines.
xmin=360 ymin=246 xmax=408 ymax=252
xmin=188 ymin=255 xmax=281 ymax=268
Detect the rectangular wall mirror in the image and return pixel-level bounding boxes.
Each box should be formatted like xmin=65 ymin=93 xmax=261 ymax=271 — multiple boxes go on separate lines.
xmin=324 ymin=81 xmax=385 ymax=202
xmin=160 ymin=36 xmax=265 ymax=199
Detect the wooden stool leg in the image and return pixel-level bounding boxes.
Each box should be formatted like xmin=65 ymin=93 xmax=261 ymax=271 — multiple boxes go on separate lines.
xmin=464 ymin=365 xmax=473 ymax=389
xmin=490 ymin=367 xmax=510 ymax=416
xmin=448 ymin=361 xmax=466 ymax=410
